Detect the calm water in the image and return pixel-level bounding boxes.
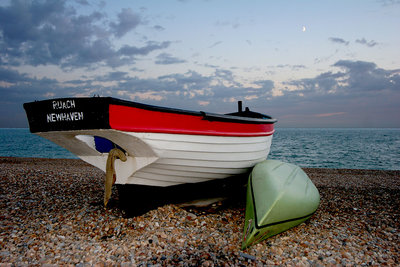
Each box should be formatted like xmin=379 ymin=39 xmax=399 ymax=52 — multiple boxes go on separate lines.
xmin=0 ymin=128 xmax=76 ymax=159
xmin=269 ymin=128 xmax=400 ymax=170
xmin=0 ymin=128 xmax=399 ymax=170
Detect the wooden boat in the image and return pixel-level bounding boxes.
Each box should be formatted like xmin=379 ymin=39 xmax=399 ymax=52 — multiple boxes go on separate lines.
xmin=24 ymin=97 xmax=276 ymax=190
xmin=242 ymin=160 xmax=320 ymax=249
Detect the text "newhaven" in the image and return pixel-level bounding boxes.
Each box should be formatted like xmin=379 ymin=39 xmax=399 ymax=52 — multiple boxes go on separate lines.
xmin=47 ymin=112 xmax=84 ymax=123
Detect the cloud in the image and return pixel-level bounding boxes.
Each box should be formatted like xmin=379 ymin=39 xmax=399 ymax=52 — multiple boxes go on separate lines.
xmin=1 ymin=58 xmax=399 ymax=127
xmin=329 ymin=37 xmax=350 ymax=46
xmin=276 ymin=64 xmax=306 ymax=71
xmin=379 ymin=0 xmax=400 ymax=6
xmin=75 ymin=0 xmax=90 ymax=5
xmin=273 ymin=60 xmax=400 ymax=126
xmin=112 ymin=41 xmax=171 ymax=68
xmin=209 ymin=41 xmax=223 ymax=48
xmin=102 ymin=71 xmax=129 ymax=81
xmin=332 ymin=60 xmax=399 ymax=92
xmin=157 ymin=71 xmax=213 ymax=94
xmin=155 ymin=53 xmax=187 ymax=65
xmin=355 ymin=38 xmax=378 ymax=47
xmin=314 ymin=112 xmax=346 ymax=118
xmin=0 ymin=1 xmax=169 ymax=69
xmin=0 ymin=66 xmax=61 ymax=104
xmin=0 ymin=67 xmax=30 ymax=84
xmin=109 ymin=8 xmax=141 ymax=38
xmin=153 ymin=25 xmax=165 ymax=31
xmin=285 ymin=60 xmax=400 ymax=97
xmin=214 ymin=20 xmax=240 ymax=29
xmin=110 ymin=61 xmax=398 ymax=114
xmin=118 ymin=41 xmax=171 ymax=56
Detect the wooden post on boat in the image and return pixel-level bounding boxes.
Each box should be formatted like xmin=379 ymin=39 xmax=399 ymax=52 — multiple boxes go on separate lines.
xmin=104 ymin=148 xmax=127 ymax=207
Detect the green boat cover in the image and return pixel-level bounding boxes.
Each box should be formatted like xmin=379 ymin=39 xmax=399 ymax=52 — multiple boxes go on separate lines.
xmin=242 ymin=160 xmax=320 ymax=249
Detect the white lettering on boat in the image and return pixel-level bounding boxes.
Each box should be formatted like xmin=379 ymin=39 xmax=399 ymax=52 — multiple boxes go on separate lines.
xmin=46 ymin=112 xmax=84 ymax=123
xmin=52 ymin=100 xmax=76 ymax=110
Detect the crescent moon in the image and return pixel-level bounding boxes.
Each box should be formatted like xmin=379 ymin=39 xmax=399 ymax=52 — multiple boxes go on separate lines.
xmin=302 ymin=26 xmax=306 ymax=32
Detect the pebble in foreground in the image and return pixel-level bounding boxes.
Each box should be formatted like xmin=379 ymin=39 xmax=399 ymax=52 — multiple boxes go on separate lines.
xmin=0 ymin=157 xmax=399 ymax=265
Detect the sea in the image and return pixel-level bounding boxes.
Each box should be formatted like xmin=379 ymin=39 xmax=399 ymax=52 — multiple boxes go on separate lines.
xmin=0 ymin=128 xmax=399 ymax=170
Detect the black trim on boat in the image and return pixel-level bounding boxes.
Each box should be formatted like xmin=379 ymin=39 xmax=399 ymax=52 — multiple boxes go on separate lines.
xmin=203 ymin=112 xmax=276 ymax=124
xmin=249 ymin=174 xmax=316 ymax=230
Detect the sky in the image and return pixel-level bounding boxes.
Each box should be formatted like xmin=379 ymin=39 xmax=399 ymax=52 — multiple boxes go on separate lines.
xmin=0 ymin=0 xmax=399 ymax=128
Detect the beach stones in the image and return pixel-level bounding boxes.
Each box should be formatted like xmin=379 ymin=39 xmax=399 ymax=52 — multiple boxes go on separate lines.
xmin=0 ymin=158 xmax=399 ymax=265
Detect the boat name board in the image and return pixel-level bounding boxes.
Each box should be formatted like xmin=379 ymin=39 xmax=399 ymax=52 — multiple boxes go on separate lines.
xmin=46 ymin=99 xmax=84 ymax=123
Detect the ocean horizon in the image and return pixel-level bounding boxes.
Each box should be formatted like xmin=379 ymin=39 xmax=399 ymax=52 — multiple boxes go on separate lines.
xmin=0 ymin=127 xmax=399 ymax=170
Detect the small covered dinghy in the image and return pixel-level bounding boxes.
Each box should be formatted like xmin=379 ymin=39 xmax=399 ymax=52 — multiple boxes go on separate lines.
xmin=242 ymin=160 xmax=320 ymax=249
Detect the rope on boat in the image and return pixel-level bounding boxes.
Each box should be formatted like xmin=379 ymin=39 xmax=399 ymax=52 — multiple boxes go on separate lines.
xmin=104 ymin=148 xmax=127 ymax=207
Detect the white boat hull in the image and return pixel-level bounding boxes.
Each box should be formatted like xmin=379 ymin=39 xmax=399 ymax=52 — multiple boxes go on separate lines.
xmin=38 ymin=129 xmax=273 ymax=187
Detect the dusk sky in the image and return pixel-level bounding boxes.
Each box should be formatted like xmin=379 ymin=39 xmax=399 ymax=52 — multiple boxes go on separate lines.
xmin=1 ymin=0 xmax=399 ymax=128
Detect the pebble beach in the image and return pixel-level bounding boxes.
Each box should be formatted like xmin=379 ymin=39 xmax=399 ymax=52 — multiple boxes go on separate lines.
xmin=0 ymin=157 xmax=399 ymax=266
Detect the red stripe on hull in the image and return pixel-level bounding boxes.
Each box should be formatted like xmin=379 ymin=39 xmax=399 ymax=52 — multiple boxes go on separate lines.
xmin=109 ymin=104 xmax=274 ymax=137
